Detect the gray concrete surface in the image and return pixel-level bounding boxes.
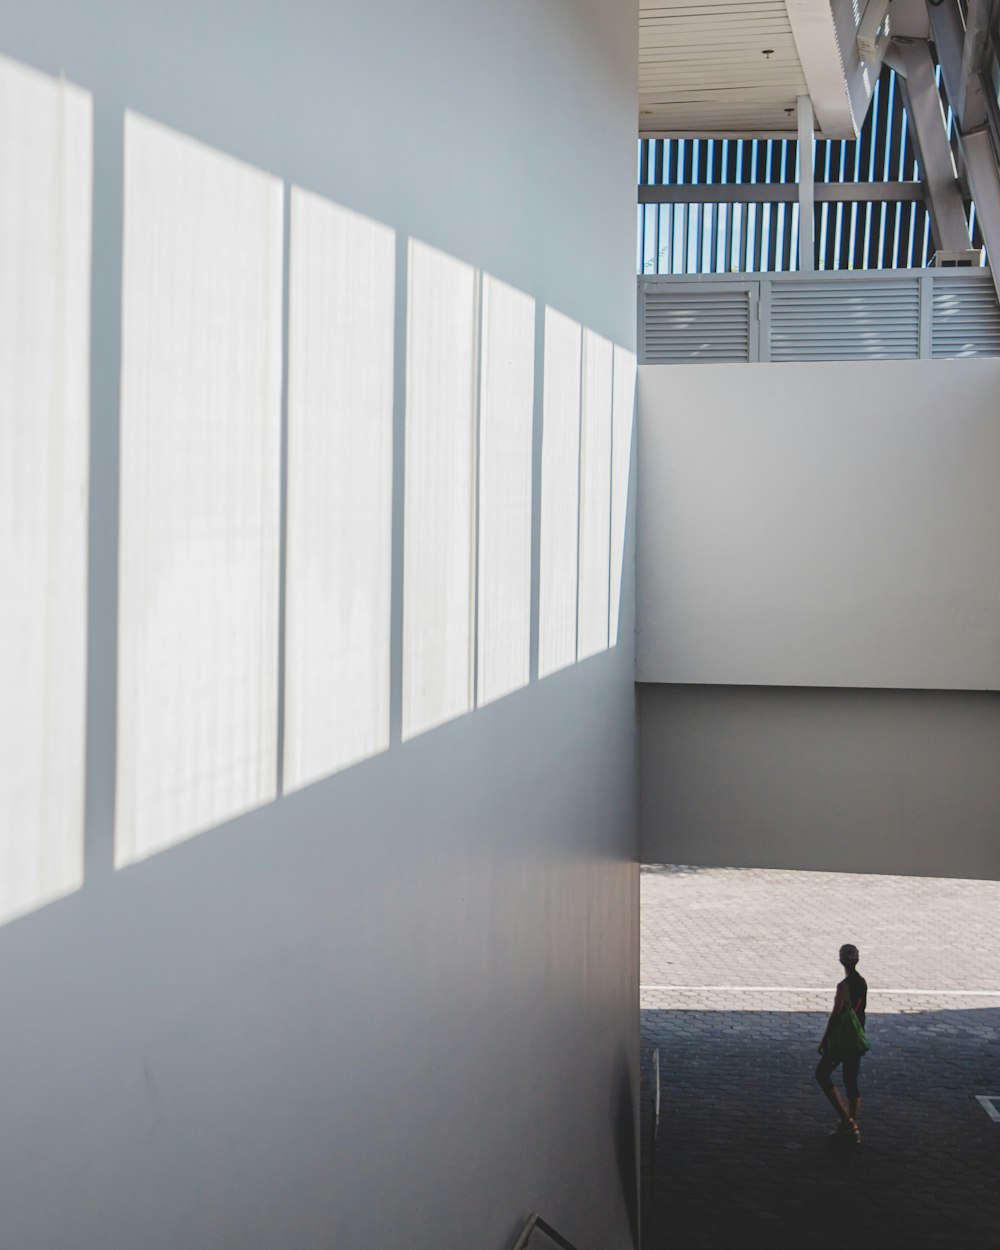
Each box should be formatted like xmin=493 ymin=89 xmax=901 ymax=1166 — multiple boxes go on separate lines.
xmin=639 ymin=684 xmax=1000 ymax=879
xmin=640 ymin=865 xmax=1000 ymax=1247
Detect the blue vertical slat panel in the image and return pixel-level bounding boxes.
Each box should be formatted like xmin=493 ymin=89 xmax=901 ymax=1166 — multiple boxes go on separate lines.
xmin=635 ymin=68 xmax=929 ymax=277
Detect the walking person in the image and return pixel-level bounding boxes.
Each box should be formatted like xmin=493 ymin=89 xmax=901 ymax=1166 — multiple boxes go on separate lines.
xmin=816 ymin=943 xmax=868 ymax=1144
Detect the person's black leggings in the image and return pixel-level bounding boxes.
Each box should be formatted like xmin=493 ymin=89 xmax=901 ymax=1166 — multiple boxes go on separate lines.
xmin=815 ymin=1052 xmax=862 ymax=1101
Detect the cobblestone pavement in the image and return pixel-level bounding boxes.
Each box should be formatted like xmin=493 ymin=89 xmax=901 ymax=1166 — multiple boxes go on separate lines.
xmin=639 ymin=865 xmax=1000 ymax=1248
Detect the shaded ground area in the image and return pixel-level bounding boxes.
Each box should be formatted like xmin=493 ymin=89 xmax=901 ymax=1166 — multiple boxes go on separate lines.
xmin=639 ymin=866 xmax=1000 ymax=1248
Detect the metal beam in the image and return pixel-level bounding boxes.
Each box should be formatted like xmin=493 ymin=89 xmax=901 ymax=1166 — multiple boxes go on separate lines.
xmin=925 ymin=0 xmax=992 ymax=132
xmin=924 ymin=0 xmax=967 ymax=115
xmin=958 ymin=0 xmax=993 ymax=130
xmin=920 ymin=3 xmax=1000 ymax=299
xmin=785 ymin=0 xmax=858 ymax=138
xmin=891 ymin=39 xmax=973 ymax=252
xmin=957 ymin=126 xmax=1000 ymax=299
xmin=797 ymin=95 xmax=816 ymax=271
xmin=818 ymin=181 xmax=923 ymax=202
xmin=638 ymin=182 xmax=924 ymax=205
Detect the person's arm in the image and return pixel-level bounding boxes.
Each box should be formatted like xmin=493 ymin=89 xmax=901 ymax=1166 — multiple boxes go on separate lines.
xmin=817 ymin=982 xmax=847 ymax=1053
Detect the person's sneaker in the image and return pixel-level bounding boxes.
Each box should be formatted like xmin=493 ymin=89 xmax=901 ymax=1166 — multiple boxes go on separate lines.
xmin=829 ymin=1120 xmax=854 ymax=1139
xmin=850 ymin=1121 xmax=862 ymax=1146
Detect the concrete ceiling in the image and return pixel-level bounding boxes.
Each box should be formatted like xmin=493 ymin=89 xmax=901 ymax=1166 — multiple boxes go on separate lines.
xmin=639 ymin=0 xmax=873 ymax=140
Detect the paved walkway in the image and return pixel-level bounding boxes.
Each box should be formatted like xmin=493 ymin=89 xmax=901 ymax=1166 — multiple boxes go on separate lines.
xmin=640 ymin=865 xmax=1000 ymax=1248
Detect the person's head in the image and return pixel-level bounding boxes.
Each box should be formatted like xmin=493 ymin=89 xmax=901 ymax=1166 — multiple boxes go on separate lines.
xmin=839 ymin=943 xmax=860 ymax=971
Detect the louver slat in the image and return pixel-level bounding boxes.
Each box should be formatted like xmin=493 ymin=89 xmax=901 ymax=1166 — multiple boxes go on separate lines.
xmin=642 ymin=290 xmax=751 ymax=363
xmin=639 ymin=273 xmax=1000 ymax=365
xmin=770 ymin=279 xmax=920 ymax=361
xmin=932 ymin=274 xmax=1000 ymax=359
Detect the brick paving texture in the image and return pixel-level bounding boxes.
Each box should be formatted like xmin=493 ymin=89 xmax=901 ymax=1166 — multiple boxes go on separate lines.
xmin=639 ymin=865 xmax=1000 ymax=1249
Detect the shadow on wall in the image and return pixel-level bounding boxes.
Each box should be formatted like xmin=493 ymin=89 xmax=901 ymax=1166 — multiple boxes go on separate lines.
xmin=640 ymin=1005 xmax=1000 ymax=1248
xmin=0 ymin=50 xmax=637 ymax=930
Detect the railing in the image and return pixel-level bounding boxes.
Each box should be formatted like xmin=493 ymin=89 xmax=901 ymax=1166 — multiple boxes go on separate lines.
xmin=640 ymin=1043 xmax=661 ymax=1212
xmin=651 ymin=1045 xmax=661 ymax=1147
xmin=509 ymin=1049 xmax=660 ymax=1250
xmin=638 ymin=267 xmax=1000 ymax=365
xmin=510 ymin=1214 xmax=580 ymax=1250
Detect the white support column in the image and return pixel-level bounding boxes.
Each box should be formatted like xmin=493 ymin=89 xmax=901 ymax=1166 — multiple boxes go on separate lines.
xmin=797 ymin=95 xmax=815 ymax=272
xmin=926 ymin=0 xmax=991 ymax=132
xmin=892 ymin=40 xmax=973 ymax=255
xmin=785 ymin=0 xmax=859 ymax=138
xmin=924 ymin=0 xmax=1000 ymax=300
xmin=958 ymin=0 xmax=993 ymax=130
xmin=960 ymin=128 xmax=1000 ymax=301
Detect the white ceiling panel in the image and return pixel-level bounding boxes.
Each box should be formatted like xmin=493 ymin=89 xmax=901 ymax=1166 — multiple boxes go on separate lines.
xmin=640 ymin=0 xmax=856 ymax=139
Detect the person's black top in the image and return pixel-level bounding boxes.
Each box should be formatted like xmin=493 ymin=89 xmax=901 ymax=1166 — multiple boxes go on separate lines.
xmin=842 ymin=969 xmax=867 ymax=1027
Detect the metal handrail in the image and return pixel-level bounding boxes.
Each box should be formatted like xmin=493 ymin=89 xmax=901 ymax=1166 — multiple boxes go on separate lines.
xmin=652 ymin=1045 xmax=661 ymax=1133
xmin=510 ymin=1213 xmax=580 ymax=1250
xmin=641 ymin=1043 xmax=661 ymax=1209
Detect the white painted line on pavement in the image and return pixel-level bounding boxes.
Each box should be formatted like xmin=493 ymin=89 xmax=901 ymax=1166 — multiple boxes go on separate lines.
xmin=640 ymin=985 xmax=1000 ymax=996
xmin=975 ymin=1096 xmax=1000 ymax=1123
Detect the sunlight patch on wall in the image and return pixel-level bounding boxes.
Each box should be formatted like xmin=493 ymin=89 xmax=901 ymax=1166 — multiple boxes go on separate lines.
xmin=577 ymin=329 xmax=613 ymax=661
xmin=0 ymin=55 xmax=91 ymax=924
xmin=116 ymin=114 xmax=283 ymax=867
xmin=402 ymin=240 xmax=478 ymax=740
xmin=538 ymin=307 xmax=582 ymax=679
xmin=609 ymin=346 xmax=636 ymax=647
xmin=283 ymin=188 xmax=394 ymax=791
xmin=476 ymin=275 xmax=535 ymax=707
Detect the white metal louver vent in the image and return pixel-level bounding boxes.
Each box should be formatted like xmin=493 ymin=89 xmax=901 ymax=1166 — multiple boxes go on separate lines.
xmin=639 ymin=271 xmax=1000 ymax=364
xmin=932 ymin=273 xmax=1000 ymax=358
xmin=769 ymin=278 xmax=921 ymax=362
xmin=640 ymin=284 xmax=753 ymax=364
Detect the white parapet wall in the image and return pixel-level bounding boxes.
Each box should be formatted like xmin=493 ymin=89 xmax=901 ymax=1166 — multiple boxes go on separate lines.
xmin=637 ymin=357 xmax=1000 ymax=691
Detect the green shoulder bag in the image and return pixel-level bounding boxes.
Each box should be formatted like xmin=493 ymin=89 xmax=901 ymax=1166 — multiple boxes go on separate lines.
xmin=826 ymin=982 xmax=870 ymax=1064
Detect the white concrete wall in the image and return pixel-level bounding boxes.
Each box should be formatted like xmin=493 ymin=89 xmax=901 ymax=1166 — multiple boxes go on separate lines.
xmin=0 ymin=5 xmax=640 ymax=1249
xmin=637 ymin=358 xmax=1000 ymax=690
xmin=637 ymin=356 xmax=1000 ymax=879
xmin=640 ymin=683 xmax=1000 ymax=878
